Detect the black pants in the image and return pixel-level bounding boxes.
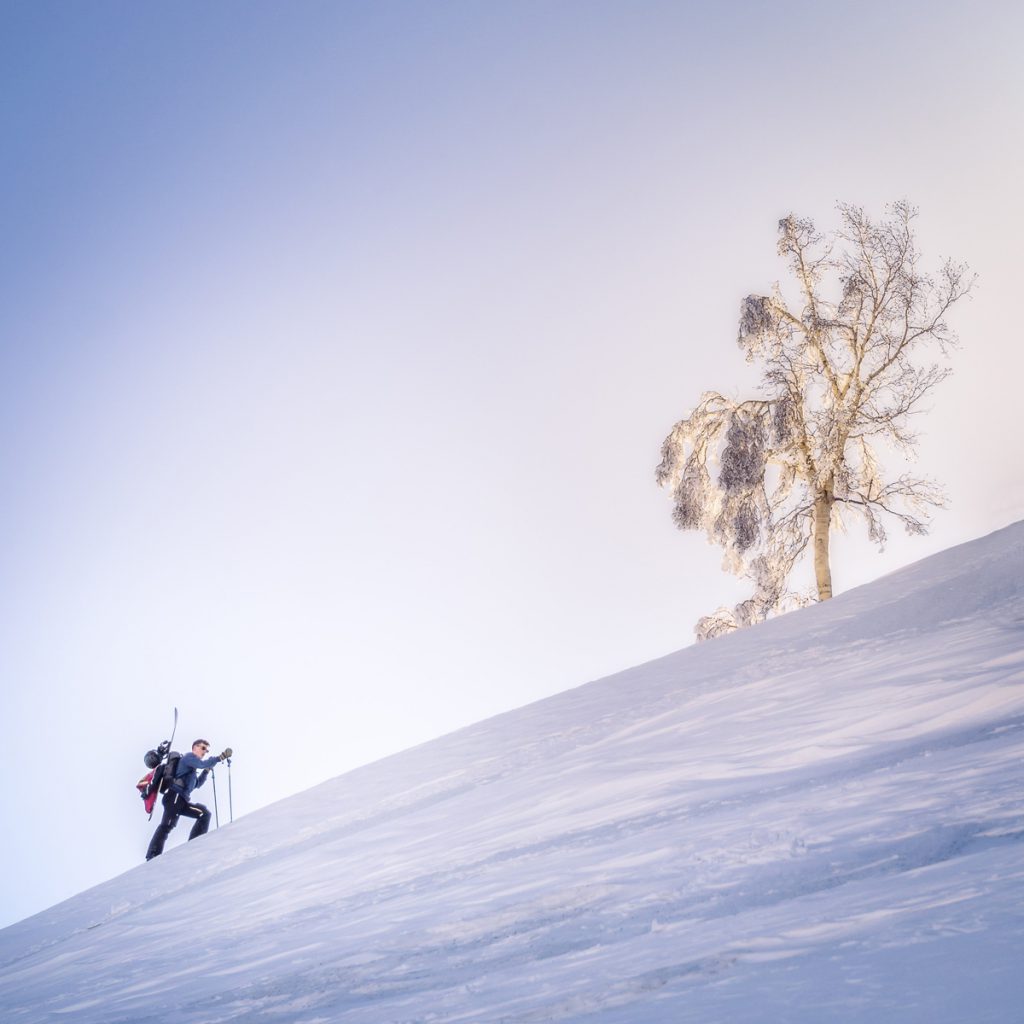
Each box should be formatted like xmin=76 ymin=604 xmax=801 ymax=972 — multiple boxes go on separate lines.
xmin=146 ymin=790 xmax=212 ymax=860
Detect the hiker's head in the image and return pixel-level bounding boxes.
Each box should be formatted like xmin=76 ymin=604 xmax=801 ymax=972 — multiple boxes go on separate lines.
xmin=192 ymin=739 xmax=210 ymax=755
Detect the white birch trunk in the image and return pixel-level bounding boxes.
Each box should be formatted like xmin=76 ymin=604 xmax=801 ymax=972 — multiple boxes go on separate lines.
xmin=813 ymin=482 xmax=834 ymax=601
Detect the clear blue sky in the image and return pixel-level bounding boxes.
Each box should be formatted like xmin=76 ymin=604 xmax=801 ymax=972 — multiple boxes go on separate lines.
xmin=2 ymin=0 xmax=1022 ymax=929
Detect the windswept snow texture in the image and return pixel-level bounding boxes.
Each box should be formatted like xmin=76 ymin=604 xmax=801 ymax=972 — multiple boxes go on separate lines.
xmin=3 ymin=525 xmax=1024 ymax=1023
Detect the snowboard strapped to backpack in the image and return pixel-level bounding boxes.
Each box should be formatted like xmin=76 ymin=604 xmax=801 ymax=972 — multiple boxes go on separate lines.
xmin=137 ymin=745 xmax=182 ymax=818
xmin=137 ymin=709 xmax=182 ymax=818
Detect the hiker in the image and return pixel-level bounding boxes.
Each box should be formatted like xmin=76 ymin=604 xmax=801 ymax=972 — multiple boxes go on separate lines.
xmin=146 ymin=738 xmax=229 ymax=861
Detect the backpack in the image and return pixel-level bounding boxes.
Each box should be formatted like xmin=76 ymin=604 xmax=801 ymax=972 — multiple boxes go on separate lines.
xmin=137 ymin=751 xmax=181 ymax=818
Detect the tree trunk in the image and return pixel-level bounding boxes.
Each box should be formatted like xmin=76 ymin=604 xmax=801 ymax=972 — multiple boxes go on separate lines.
xmin=813 ymin=482 xmax=834 ymax=601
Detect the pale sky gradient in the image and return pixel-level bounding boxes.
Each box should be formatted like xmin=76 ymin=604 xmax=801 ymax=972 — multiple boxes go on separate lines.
xmin=1 ymin=0 xmax=1022 ymax=929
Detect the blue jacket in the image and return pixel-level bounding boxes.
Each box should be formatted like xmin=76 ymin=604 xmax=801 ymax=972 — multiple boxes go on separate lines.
xmin=172 ymin=751 xmax=222 ymax=800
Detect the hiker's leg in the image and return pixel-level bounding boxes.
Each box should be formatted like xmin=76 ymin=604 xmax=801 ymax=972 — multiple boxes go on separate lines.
xmin=146 ymin=793 xmax=180 ymax=860
xmin=177 ymin=800 xmax=212 ymax=840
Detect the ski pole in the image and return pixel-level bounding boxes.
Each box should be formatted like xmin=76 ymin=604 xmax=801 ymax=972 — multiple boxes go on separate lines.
xmin=211 ymin=769 xmax=220 ymax=829
xmin=227 ymin=757 xmax=233 ymax=824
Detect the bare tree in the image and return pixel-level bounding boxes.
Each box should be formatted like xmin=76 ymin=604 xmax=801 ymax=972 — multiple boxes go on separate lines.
xmin=656 ymin=201 xmax=974 ymax=640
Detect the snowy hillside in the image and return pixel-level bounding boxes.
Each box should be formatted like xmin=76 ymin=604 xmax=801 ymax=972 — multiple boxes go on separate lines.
xmin=2 ymin=524 xmax=1023 ymax=1023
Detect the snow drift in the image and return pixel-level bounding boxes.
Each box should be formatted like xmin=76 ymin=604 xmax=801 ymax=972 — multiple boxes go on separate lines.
xmin=2 ymin=523 xmax=1023 ymax=1023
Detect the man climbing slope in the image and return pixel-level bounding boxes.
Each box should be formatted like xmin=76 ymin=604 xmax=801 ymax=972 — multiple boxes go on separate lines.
xmin=146 ymin=738 xmax=231 ymax=861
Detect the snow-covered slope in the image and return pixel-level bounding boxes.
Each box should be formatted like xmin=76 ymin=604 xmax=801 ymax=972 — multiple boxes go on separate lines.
xmin=3 ymin=524 xmax=1023 ymax=1023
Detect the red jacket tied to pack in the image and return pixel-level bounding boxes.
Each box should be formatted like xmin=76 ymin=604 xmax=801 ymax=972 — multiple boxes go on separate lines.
xmin=137 ymin=771 xmax=159 ymax=815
